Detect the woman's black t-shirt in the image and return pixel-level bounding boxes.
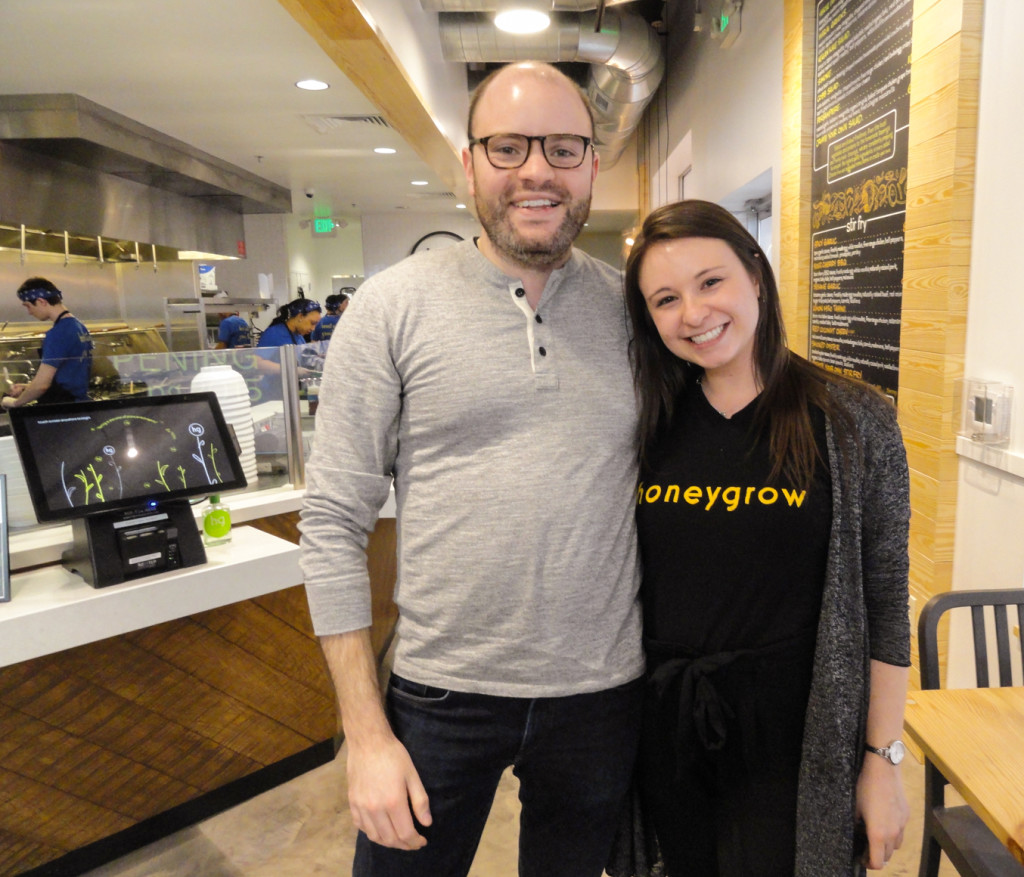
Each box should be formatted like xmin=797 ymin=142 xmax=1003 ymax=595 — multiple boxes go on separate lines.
xmin=636 ymin=379 xmax=832 ymax=654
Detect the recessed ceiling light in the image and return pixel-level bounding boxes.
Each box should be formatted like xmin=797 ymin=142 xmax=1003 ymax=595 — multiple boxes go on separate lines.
xmin=494 ymin=8 xmax=550 ymax=34
xmin=296 ymin=79 xmax=329 ymax=91
xmin=374 ymin=147 xmax=397 ymax=154
xmin=456 ymin=203 xmax=467 ymax=209
xmin=411 ymin=180 xmax=429 ymax=186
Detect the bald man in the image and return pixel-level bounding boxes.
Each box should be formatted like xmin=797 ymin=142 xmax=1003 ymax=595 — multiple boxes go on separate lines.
xmin=300 ymin=63 xmax=642 ymax=876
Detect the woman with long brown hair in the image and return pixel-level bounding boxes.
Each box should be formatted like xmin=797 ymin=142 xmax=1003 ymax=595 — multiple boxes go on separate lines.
xmin=622 ymin=200 xmax=910 ymax=875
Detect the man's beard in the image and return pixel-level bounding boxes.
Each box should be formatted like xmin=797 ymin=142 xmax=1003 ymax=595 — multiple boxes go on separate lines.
xmin=474 ymin=183 xmax=591 ymax=270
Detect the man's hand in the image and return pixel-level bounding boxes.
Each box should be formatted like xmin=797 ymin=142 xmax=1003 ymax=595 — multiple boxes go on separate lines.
xmin=320 ymin=630 xmax=433 ymax=851
xmin=347 ymin=734 xmax=432 ymax=849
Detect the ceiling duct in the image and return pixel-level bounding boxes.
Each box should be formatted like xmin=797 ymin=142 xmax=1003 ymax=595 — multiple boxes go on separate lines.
xmin=425 ymin=0 xmax=639 ymax=9
xmin=435 ymin=6 xmax=664 ymax=167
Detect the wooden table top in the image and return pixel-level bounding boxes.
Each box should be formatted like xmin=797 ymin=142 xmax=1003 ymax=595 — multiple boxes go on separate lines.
xmin=904 ymin=686 xmax=1024 ymax=865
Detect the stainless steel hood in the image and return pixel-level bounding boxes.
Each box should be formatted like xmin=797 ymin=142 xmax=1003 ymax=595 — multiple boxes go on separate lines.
xmin=0 ymin=94 xmax=292 ymax=259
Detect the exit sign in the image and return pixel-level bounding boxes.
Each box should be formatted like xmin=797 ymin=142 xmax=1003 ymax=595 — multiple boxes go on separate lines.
xmin=313 ymin=217 xmax=335 ymax=234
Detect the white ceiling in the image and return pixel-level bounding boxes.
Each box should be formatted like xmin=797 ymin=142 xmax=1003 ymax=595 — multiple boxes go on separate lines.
xmin=0 ymin=0 xmax=467 ymax=223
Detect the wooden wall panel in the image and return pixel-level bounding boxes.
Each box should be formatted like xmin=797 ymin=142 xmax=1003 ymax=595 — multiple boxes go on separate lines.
xmin=782 ymin=0 xmax=984 ymax=687
xmin=900 ymin=0 xmax=982 ymax=644
xmin=780 ymin=0 xmax=816 ymax=356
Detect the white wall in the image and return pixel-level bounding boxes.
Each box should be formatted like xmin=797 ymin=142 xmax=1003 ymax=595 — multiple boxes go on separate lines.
xmin=593 ymin=135 xmax=642 ymax=214
xmin=212 ymin=214 xmax=291 ymax=303
xmin=280 ymin=214 xmax=366 ymax=316
xmin=959 ymin=0 xmax=1024 ymax=453
xmin=649 ymin=1 xmax=784 ymax=272
xmin=947 ymin=0 xmax=1024 ymax=686
xmin=360 ymin=210 xmax=482 ymax=278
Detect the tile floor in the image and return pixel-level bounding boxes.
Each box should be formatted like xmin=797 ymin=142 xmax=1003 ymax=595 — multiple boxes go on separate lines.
xmin=82 ymin=743 xmax=958 ymax=876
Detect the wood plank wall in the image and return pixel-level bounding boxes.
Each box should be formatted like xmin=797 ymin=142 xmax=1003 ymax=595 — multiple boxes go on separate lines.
xmin=0 ymin=584 xmax=335 ymax=874
xmin=782 ymin=0 xmax=984 ymax=686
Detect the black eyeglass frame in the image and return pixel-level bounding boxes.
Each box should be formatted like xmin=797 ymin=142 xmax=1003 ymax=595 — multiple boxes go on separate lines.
xmin=468 ymin=133 xmax=594 ymax=170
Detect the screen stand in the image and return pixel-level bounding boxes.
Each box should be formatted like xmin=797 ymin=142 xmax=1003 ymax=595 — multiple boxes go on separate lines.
xmin=62 ymin=500 xmax=207 ymax=588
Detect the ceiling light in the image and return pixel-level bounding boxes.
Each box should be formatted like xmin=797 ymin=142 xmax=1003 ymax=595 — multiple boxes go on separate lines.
xmin=494 ymin=6 xmax=550 ymax=34
xmin=296 ymin=79 xmax=329 ymax=91
xmin=456 ymin=203 xmax=467 ymax=209
xmin=374 ymin=147 xmax=397 ymax=154
xmin=411 ymin=180 xmax=429 ymax=186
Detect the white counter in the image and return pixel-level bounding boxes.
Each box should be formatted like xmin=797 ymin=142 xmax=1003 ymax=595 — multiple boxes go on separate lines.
xmin=2 ymin=483 xmax=398 ymax=667
xmin=7 ymin=483 xmax=397 ymax=572
xmin=0 ymin=525 xmax=303 ymax=668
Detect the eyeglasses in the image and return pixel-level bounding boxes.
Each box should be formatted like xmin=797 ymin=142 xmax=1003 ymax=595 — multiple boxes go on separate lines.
xmin=469 ymin=133 xmax=593 ymax=170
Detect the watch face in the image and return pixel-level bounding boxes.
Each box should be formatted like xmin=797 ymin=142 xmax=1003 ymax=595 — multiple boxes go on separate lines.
xmin=889 ymin=740 xmax=906 ymax=764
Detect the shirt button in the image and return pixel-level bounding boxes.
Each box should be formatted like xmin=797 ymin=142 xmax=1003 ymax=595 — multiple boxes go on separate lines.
xmin=535 ymin=315 xmax=543 ymax=323
xmin=539 ymin=347 xmax=547 ymax=356
xmin=515 ymin=288 xmax=526 ymax=298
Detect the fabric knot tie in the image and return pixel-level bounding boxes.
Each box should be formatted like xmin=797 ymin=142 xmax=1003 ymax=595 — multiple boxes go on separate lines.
xmin=649 ymin=649 xmax=748 ymax=771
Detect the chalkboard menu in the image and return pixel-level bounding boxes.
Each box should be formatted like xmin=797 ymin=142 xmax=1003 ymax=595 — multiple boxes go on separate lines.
xmin=809 ymin=0 xmax=913 ymax=402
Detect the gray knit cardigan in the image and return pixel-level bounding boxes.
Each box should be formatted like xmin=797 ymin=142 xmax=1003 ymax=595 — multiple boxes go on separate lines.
xmin=608 ymin=381 xmax=911 ymax=877
xmin=795 ymin=381 xmax=911 ymax=875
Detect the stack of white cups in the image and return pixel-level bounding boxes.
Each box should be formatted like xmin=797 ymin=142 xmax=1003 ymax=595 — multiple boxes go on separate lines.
xmin=189 ymin=365 xmax=258 ymax=484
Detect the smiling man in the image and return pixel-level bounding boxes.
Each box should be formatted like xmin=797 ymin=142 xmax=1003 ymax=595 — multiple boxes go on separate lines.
xmin=300 ymin=62 xmax=644 ymax=877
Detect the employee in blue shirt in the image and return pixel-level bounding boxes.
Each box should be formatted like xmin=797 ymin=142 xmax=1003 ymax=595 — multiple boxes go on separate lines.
xmin=2 ymin=277 xmax=93 ymax=409
xmin=214 ymin=310 xmax=253 ymax=349
xmin=310 ymin=291 xmax=350 ymax=343
xmin=255 ymin=298 xmax=321 ymax=401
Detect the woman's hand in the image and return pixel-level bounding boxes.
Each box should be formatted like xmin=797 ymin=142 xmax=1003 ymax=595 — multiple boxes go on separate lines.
xmin=855 ymin=752 xmax=909 ymax=869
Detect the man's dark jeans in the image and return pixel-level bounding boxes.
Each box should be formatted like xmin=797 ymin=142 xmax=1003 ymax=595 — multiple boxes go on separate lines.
xmin=352 ymin=673 xmax=643 ymax=877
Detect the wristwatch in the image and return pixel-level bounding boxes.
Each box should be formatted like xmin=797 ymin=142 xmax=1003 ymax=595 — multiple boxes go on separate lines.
xmin=865 ymin=739 xmax=906 ymax=765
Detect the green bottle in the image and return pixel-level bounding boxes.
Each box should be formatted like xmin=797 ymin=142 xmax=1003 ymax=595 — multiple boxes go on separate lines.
xmin=203 ymin=494 xmax=233 ymax=546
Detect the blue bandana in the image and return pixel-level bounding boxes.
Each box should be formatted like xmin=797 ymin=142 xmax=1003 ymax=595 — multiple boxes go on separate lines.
xmin=17 ymin=286 xmax=62 ymax=304
xmin=288 ymin=298 xmax=322 ymax=317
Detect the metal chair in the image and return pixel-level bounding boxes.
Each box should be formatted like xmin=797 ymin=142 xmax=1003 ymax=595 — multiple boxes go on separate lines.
xmin=916 ymin=589 xmax=1024 ymax=877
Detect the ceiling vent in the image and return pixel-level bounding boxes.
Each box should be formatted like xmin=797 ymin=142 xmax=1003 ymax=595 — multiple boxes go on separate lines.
xmin=301 ymin=114 xmax=393 ymax=134
xmin=406 ymin=190 xmax=458 ymax=200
